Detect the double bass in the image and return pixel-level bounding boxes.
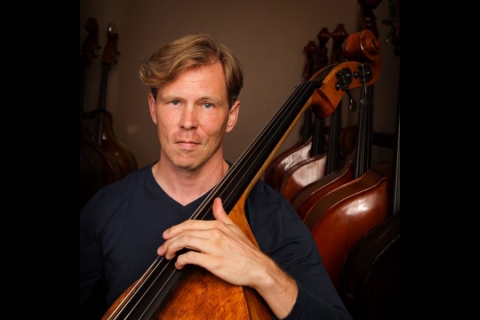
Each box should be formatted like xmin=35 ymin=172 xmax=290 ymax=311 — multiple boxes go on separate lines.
xmin=276 ymin=28 xmax=330 ymax=201
xmin=80 ymin=18 xmax=103 ymax=209
xmin=341 ymin=108 xmax=400 ymax=319
xmin=263 ymin=27 xmax=331 ymax=191
xmin=293 ymin=0 xmax=384 ymax=220
xmin=80 ymin=17 xmax=123 ymax=210
xmin=91 ymin=23 xmax=138 ymax=178
xmin=302 ymin=29 xmax=389 ymax=293
xmin=281 ymin=24 xmax=349 ymax=205
xmin=341 ymin=4 xmax=401 ymax=317
xmin=102 ymin=30 xmax=382 ymax=320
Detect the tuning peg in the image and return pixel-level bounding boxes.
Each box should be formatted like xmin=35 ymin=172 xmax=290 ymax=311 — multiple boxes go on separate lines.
xmin=358 ymin=63 xmax=372 ymax=108
xmin=335 ymin=67 xmax=357 ymax=112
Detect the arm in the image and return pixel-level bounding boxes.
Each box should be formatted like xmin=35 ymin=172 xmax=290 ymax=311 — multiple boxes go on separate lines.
xmin=158 ymin=195 xmax=352 ymax=319
xmin=246 ymin=182 xmax=353 ymax=320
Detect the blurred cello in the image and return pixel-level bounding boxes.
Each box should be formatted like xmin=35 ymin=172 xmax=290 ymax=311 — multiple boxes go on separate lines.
xmin=292 ymin=24 xmax=357 ymax=217
xmin=341 ymin=3 xmax=401 ymax=317
xmin=80 ymin=18 xmax=123 ymax=210
xmin=302 ymin=29 xmax=390 ymax=293
xmin=80 ymin=18 xmax=122 ymax=320
xmin=264 ymin=28 xmax=331 ymax=191
xmin=341 ymin=109 xmax=400 ymax=320
xmin=341 ymin=210 xmax=400 ymax=320
xmin=293 ymin=0 xmax=383 ymax=219
xmin=91 ymin=23 xmax=138 ymax=178
xmin=80 ymin=18 xmax=103 ymax=209
xmin=281 ymin=24 xmax=349 ymax=204
xmin=102 ymin=31 xmax=378 ymax=320
xmin=341 ymin=92 xmax=400 ymax=320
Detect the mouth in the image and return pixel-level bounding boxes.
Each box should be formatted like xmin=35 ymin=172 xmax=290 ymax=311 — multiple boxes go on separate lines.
xmin=176 ymin=141 xmax=199 ymax=150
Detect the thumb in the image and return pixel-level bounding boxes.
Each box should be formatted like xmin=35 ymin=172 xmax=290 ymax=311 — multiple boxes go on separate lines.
xmin=212 ymin=197 xmax=232 ymax=224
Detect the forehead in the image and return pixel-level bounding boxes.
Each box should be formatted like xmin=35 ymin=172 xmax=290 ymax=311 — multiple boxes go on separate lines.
xmin=160 ymin=62 xmax=227 ymax=99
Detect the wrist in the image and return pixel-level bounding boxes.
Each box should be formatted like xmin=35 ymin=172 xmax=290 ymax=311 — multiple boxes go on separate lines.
xmin=253 ymin=258 xmax=298 ymax=319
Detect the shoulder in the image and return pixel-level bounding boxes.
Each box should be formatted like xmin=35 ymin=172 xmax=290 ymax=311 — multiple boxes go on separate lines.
xmin=80 ymin=164 xmax=155 ymax=221
xmin=246 ymin=179 xmax=321 ymax=269
xmin=246 ymin=179 xmax=310 ymax=240
xmin=248 ymin=179 xmax=287 ymax=208
xmin=247 ymin=179 xmax=297 ymax=218
xmin=95 ymin=165 xmax=149 ymax=197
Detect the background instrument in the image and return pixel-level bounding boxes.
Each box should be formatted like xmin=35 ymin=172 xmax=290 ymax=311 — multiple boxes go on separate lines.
xmin=80 ymin=18 xmax=123 ymax=210
xmin=340 ymin=2 xmax=401 ymax=316
xmin=302 ymin=29 xmax=389 ymax=293
xmin=286 ymin=24 xmax=349 ymax=209
xmin=92 ymin=23 xmax=138 ymax=178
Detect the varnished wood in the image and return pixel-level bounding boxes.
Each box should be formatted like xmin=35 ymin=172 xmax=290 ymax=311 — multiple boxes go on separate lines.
xmin=310 ymin=30 xmax=381 ymax=119
xmin=269 ymin=137 xmax=312 ymax=191
xmin=81 ymin=125 xmax=123 ymax=184
xmin=80 ymin=17 xmax=105 ymax=210
xmin=292 ymin=157 xmax=354 ymax=219
xmin=280 ymin=24 xmax=349 ymax=205
xmin=93 ymin=23 xmax=138 ymax=177
xmin=341 ymin=212 xmax=400 ymax=320
xmin=304 ymin=169 xmax=389 ymax=292
xmin=299 ymin=29 xmax=386 ymax=295
xmin=280 ymin=153 xmax=327 ymax=202
xmin=101 ymin=110 xmax=138 ymax=176
xmin=263 ymin=139 xmax=302 ymax=189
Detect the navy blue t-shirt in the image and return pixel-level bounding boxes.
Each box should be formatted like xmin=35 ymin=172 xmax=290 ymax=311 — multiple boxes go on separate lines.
xmin=80 ymin=163 xmax=351 ymax=319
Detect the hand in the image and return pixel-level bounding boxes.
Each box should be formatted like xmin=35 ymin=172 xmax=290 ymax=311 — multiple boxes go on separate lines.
xmin=157 ymin=197 xmax=298 ymax=318
xmin=157 ymin=197 xmax=268 ymax=287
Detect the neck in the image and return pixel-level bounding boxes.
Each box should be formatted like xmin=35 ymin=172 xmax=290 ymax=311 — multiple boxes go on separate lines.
xmin=152 ymin=155 xmax=229 ymax=206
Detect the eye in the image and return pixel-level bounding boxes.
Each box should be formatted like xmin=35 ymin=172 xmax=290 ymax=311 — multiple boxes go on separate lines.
xmin=171 ymin=100 xmax=180 ymax=105
xmin=203 ymin=102 xmax=213 ymax=108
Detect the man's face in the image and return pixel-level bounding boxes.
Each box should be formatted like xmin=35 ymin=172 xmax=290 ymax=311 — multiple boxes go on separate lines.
xmin=149 ymin=61 xmax=240 ymax=171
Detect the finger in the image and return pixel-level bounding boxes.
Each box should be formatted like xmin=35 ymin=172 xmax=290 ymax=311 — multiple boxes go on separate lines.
xmin=164 ymin=197 xmax=230 ymax=240
xmin=163 ymin=217 xmax=219 ymax=240
xmin=174 ymin=249 xmax=215 ymax=270
xmin=158 ymin=232 xmax=210 ymax=259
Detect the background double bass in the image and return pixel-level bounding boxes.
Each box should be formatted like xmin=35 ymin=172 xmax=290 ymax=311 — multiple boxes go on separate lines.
xmin=80 ymin=18 xmax=123 ymax=210
xmin=340 ymin=2 xmax=401 ymax=318
xmin=282 ymin=23 xmax=349 ymax=207
xmin=301 ymin=29 xmax=390 ymax=293
xmin=80 ymin=21 xmax=139 ymax=319
xmin=90 ymin=23 xmax=138 ymax=178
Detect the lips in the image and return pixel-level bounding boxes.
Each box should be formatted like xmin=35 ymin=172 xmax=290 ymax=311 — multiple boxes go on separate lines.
xmin=176 ymin=141 xmax=199 ymax=150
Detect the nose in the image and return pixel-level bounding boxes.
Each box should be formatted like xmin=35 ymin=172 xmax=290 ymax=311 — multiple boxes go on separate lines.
xmin=180 ymin=105 xmax=198 ymax=130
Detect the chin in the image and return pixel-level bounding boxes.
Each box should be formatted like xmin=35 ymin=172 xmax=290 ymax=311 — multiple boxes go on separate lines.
xmin=174 ymin=158 xmax=199 ymax=170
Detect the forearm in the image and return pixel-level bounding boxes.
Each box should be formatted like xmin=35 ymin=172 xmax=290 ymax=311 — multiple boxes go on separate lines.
xmin=252 ymin=258 xmax=298 ymax=319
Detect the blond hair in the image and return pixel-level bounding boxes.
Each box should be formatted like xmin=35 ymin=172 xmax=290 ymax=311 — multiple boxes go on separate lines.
xmin=139 ymin=33 xmax=243 ymax=107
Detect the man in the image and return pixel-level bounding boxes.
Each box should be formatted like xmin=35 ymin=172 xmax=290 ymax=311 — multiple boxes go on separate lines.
xmin=80 ymin=33 xmax=352 ymax=319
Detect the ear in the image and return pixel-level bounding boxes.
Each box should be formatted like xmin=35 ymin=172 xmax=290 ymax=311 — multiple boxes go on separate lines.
xmin=226 ymin=100 xmax=241 ymax=133
xmin=148 ymin=93 xmax=158 ymax=125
